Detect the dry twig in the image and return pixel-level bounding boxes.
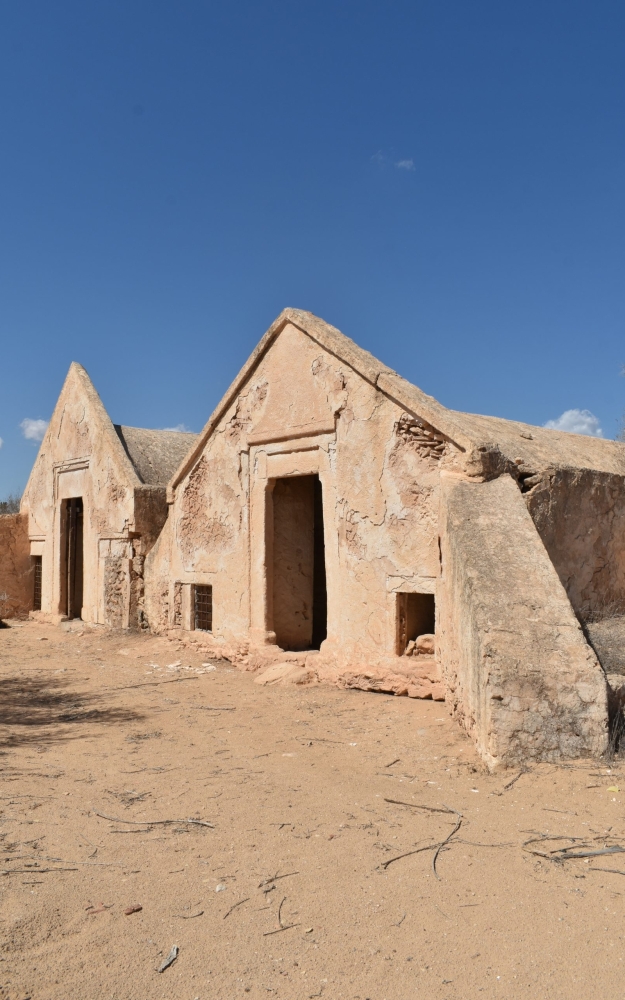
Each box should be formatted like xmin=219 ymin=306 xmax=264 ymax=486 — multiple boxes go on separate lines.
xmin=191 ymin=705 xmax=236 ymax=712
xmin=113 ymin=678 xmax=198 ymax=692
xmin=93 ymin=810 xmax=213 ymax=828
xmin=588 ymin=867 xmax=625 ymax=876
xmin=263 ymin=924 xmax=300 ymax=936
xmin=379 ymin=802 xmax=463 ymax=877
xmin=504 ymin=768 xmax=529 ymax=791
xmin=380 ymin=842 xmax=441 ymax=871
xmin=523 ymin=833 xmax=625 ymax=862
xmin=258 ymin=871 xmax=299 ymax=888
xmin=2 ymin=867 xmax=79 ymax=875
xmin=384 ymin=799 xmax=456 ymax=815
xmin=432 ymin=808 xmax=463 ymax=880
xmin=223 ymin=898 xmax=250 ymax=919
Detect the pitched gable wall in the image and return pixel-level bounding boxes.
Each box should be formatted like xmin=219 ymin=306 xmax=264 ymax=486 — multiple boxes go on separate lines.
xmin=145 ymin=322 xmax=448 ymax=697
xmin=20 ymin=365 xmax=144 ymax=625
xmin=143 ymin=309 xmax=614 ymax=764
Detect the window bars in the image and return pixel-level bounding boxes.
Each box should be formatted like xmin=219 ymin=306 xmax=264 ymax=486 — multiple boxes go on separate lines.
xmin=33 ymin=556 xmax=42 ymax=611
xmin=194 ymin=584 xmax=213 ymax=632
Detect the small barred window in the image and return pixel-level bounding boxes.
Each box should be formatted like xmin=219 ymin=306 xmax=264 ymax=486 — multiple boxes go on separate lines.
xmin=194 ymin=585 xmax=213 ymax=632
xmin=33 ymin=556 xmax=42 ymax=611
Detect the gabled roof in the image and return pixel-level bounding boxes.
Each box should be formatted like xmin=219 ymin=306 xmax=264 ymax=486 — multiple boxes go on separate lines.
xmin=114 ymin=426 xmax=199 ymax=486
xmin=21 ymin=362 xmax=141 ymax=507
xmin=446 ymin=409 xmax=625 ymax=477
xmin=167 ymin=308 xmax=625 ymax=498
xmin=21 ymin=362 xmax=200 ymax=507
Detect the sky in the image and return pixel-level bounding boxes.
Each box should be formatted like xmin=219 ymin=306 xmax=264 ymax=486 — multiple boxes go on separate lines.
xmin=1 ymin=0 xmax=624 ymax=496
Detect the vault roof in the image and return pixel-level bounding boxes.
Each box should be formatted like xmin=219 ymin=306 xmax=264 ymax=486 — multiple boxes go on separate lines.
xmin=114 ymin=425 xmax=199 ymax=486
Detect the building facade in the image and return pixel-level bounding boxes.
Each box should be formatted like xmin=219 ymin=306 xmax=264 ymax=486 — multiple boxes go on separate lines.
xmin=4 ymin=310 xmax=625 ymax=765
xmin=144 ymin=309 xmax=625 ymax=765
xmin=19 ymin=362 xmax=196 ymax=629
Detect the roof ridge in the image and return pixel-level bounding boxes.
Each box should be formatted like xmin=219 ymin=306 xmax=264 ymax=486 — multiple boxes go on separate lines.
xmin=21 ymin=362 xmax=141 ymax=508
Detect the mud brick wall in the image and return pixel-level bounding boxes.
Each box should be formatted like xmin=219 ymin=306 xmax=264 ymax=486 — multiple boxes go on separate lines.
xmin=0 ymin=513 xmax=32 ymax=618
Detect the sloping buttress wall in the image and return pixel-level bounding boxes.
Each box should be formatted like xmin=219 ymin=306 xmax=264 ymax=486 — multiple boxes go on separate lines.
xmin=438 ymin=472 xmax=608 ymax=766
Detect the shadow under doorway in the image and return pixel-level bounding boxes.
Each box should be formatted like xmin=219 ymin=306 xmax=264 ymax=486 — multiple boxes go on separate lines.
xmin=272 ymin=474 xmax=327 ymax=652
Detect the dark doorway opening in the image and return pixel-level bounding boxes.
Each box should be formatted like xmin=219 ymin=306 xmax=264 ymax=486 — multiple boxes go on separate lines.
xmin=61 ymin=498 xmax=83 ymax=619
xmin=396 ymin=592 xmax=435 ymax=655
xmin=311 ymin=477 xmax=327 ymax=649
xmin=272 ymin=474 xmax=327 ymax=652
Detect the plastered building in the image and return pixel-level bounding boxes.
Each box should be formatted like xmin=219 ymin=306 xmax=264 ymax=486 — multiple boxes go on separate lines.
xmin=4 ymin=309 xmax=625 ymax=765
xmin=143 ymin=309 xmax=625 ymax=765
xmin=14 ymin=362 xmax=196 ymax=629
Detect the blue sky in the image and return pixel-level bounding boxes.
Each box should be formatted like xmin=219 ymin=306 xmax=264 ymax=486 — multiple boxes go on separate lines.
xmin=1 ymin=0 xmax=624 ymax=496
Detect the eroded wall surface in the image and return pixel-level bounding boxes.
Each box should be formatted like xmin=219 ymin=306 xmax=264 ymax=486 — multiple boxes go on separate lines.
xmin=145 ymin=322 xmax=446 ymax=697
xmin=21 ymin=371 xmax=142 ymax=626
xmin=525 ymin=469 xmax=625 ymax=620
xmin=0 ymin=513 xmax=31 ymax=618
xmin=143 ymin=318 xmax=617 ymax=759
xmin=438 ymin=473 xmax=607 ymax=765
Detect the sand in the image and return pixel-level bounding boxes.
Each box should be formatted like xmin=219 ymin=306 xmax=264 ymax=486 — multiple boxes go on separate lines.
xmin=1 ymin=619 xmax=624 ymax=1000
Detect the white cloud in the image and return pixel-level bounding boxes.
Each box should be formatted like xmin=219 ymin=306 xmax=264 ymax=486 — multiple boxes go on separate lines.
xmin=20 ymin=418 xmax=49 ymax=443
xmin=395 ymin=159 xmax=415 ymax=171
xmin=0 ymin=436 xmax=3 ymax=449
xmin=162 ymin=423 xmax=192 ymax=433
xmin=544 ymin=409 xmax=603 ymax=437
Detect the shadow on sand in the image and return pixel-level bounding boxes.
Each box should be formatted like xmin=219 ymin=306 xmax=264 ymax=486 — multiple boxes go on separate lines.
xmin=0 ymin=673 xmax=142 ymax=748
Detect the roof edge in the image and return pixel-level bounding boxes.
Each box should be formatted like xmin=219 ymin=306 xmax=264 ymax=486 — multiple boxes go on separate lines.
xmin=166 ymin=309 xmax=295 ymax=499
xmin=21 ymin=362 xmax=141 ymax=508
xmin=166 ymin=308 xmax=487 ymax=500
xmin=69 ymin=364 xmax=143 ymax=486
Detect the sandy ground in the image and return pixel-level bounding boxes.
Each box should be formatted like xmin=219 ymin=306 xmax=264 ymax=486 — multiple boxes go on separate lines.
xmin=1 ymin=621 xmax=625 ymax=1000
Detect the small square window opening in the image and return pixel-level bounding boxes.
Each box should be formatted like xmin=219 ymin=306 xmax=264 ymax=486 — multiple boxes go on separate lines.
xmin=194 ymin=585 xmax=213 ymax=632
xmin=396 ymin=592 xmax=435 ymax=655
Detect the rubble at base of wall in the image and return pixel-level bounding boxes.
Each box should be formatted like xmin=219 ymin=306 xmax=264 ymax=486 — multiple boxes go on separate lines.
xmin=29 ymin=611 xmax=68 ymax=626
xmin=166 ymin=629 xmax=250 ymax=667
xmin=315 ymin=654 xmax=444 ymax=700
xmin=164 ymin=627 xmax=444 ymax=699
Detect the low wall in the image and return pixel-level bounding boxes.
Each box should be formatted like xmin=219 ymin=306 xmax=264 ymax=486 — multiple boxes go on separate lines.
xmin=0 ymin=513 xmax=31 ymax=619
xmin=438 ymin=472 xmax=607 ymax=766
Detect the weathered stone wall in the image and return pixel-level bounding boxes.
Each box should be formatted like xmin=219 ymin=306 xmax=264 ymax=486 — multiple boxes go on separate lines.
xmin=133 ymin=486 xmax=169 ymax=551
xmin=145 ymin=322 xmax=445 ymax=697
xmin=0 ymin=513 xmax=31 ymax=619
xmin=438 ymin=472 xmax=607 ymax=765
xmin=525 ymin=468 xmax=625 ymax=620
xmin=143 ymin=516 xmax=173 ymax=633
xmin=19 ymin=365 xmax=154 ymax=628
xmin=21 ymin=393 xmax=136 ymax=624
